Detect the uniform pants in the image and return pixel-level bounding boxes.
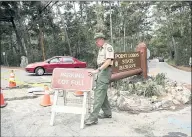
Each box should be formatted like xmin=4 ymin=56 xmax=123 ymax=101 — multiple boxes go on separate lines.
xmin=90 ymin=67 xmax=112 ymax=120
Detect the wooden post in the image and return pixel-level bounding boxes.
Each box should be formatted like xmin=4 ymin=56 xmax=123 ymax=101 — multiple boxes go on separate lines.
xmin=110 ymin=68 xmax=142 ymax=82
xmin=136 ymin=42 xmax=148 ymax=79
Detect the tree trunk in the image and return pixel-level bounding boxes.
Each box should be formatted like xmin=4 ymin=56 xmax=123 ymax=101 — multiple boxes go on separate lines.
xmin=190 ymin=2 xmax=192 ymax=43
xmin=56 ymin=4 xmax=72 ymax=56
xmin=123 ymin=24 xmax=126 ymax=51
xmin=39 ymin=27 xmax=46 ymax=61
xmin=21 ymin=38 xmax=28 ymax=56
xmin=50 ymin=22 xmax=60 ymax=56
xmin=18 ymin=1 xmax=28 ymax=57
xmin=10 ymin=17 xmax=23 ymax=65
xmin=171 ymin=36 xmax=177 ymax=62
xmin=73 ymin=1 xmax=80 ymax=57
xmin=10 ymin=18 xmax=22 ymax=54
xmin=109 ymin=1 xmax=113 ymax=46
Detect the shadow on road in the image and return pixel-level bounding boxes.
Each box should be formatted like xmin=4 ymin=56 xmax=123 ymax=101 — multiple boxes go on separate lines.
xmin=27 ymin=73 xmax=52 ymax=76
xmin=162 ymin=132 xmax=188 ymax=137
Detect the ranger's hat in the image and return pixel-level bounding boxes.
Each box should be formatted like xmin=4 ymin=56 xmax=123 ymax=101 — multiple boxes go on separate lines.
xmin=94 ymin=33 xmax=105 ymax=39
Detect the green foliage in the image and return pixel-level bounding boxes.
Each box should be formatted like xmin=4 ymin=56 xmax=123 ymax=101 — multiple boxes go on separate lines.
xmin=142 ymin=82 xmax=158 ymax=97
xmin=166 ymin=58 xmax=176 ymax=66
xmin=149 ymin=2 xmax=191 ymax=66
xmin=0 ymin=1 xmax=191 ymax=67
xmin=112 ymin=73 xmax=167 ymax=98
xmin=153 ymin=73 xmax=166 ymax=86
xmin=132 ymin=81 xmax=161 ymax=97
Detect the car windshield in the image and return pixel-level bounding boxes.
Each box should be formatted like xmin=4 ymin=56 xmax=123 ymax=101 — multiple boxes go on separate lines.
xmin=50 ymin=58 xmax=60 ymax=63
xmin=44 ymin=59 xmax=50 ymax=62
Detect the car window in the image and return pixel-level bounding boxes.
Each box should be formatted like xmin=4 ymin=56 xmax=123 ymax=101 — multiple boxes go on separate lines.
xmin=63 ymin=57 xmax=74 ymax=63
xmin=50 ymin=58 xmax=60 ymax=63
xmin=59 ymin=58 xmax=63 ymax=62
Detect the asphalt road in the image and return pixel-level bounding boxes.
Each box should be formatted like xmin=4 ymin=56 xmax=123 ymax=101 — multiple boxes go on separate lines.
xmin=1 ymin=62 xmax=191 ymax=136
xmin=1 ymin=60 xmax=191 ymax=88
xmin=1 ymin=67 xmax=52 ymax=88
xmin=148 ymin=59 xmax=191 ymax=85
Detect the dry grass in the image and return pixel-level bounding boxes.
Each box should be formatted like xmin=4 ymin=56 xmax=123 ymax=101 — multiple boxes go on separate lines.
xmin=172 ymin=65 xmax=192 ymax=72
xmin=1 ymin=65 xmax=25 ymax=70
xmin=166 ymin=59 xmax=191 ymax=72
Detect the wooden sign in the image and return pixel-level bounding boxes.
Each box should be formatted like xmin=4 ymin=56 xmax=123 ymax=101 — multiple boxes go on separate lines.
xmin=112 ymin=52 xmax=141 ymax=73
xmin=51 ymin=68 xmax=94 ymax=91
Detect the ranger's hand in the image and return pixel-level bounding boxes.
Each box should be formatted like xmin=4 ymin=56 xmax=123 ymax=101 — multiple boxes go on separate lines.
xmin=88 ymin=69 xmax=99 ymax=76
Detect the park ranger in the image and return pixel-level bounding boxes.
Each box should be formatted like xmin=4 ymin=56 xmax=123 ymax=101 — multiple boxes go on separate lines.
xmin=85 ymin=33 xmax=114 ymax=125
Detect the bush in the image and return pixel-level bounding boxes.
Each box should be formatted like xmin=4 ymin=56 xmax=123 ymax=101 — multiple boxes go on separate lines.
xmin=154 ymin=73 xmax=166 ymax=86
xmin=111 ymin=73 xmax=167 ymax=98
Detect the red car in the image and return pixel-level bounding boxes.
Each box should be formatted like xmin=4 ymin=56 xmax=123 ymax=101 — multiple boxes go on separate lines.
xmin=25 ymin=56 xmax=87 ymax=75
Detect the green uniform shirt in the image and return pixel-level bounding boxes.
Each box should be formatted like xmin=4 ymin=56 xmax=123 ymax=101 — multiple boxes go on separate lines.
xmin=97 ymin=43 xmax=114 ymax=66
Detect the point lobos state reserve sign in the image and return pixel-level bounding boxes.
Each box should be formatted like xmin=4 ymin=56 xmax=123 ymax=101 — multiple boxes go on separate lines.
xmin=112 ymin=52 xmax=141 ymax=73
xmin=51 ymin=68 xmax=94 ymax=91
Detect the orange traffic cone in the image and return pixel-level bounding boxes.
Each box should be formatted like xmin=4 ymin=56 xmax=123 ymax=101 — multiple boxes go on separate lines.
xmin=1 ymin=90 xmax=7 ymax=108
xmin=74 ymin=91 xmax=84 ymax=96
xmin=40 ymin=85 xmax=52 ymax=107
xmin=9 ymin=70 xmax=16 ymax=88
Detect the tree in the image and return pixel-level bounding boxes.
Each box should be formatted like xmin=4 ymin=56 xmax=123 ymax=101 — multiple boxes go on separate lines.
xmin=151 ymin=2 xmax=191 ymax=65
xmin=1 ymin=1 xmax=190 ymax=67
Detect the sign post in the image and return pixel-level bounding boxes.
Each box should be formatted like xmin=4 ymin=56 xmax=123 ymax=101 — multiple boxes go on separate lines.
xmin=147 ymin=48 xmax=150 ymax=59
xmin=50 ymin=68 xmax=94 ymax=129
xmin=136 ymin=43 xmax=148 ymax=79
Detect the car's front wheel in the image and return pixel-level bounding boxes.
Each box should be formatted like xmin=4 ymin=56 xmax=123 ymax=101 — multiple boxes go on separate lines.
xmin=35 ymin=67 xmax=44 ymax=76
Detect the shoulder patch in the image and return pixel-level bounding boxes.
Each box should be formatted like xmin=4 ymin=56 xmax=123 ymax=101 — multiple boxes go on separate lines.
xmin=107 ymin=47 xmax=113 ymax=52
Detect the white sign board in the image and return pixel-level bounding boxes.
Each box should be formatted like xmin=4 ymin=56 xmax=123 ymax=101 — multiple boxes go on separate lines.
xmin=50 ymin=68 xmax=93 ymax=129
xmin=3 ymin=52 xmax=5 ymax=56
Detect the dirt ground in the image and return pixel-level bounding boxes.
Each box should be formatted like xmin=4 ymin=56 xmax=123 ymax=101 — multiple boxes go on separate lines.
xmin=1 ymin=65 xmax=25 ymax=70
xmin=1 ymin=88 xmax=191 ymax=137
